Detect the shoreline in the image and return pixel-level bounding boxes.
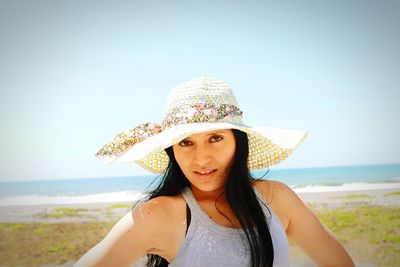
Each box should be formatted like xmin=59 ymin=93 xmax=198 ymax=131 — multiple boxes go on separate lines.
xmin=0 ymin=187 xmax=398 ymax=224
xmin=1 ymin=181 xmax=399 ymax=207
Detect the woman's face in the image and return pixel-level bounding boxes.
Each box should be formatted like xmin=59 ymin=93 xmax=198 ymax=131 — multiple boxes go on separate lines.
xmin=172 ymin=129 xmax=236 ymax=194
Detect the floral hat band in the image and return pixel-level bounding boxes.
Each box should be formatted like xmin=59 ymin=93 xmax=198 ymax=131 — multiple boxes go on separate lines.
xmin=95 ymin=103 xmax=243 ymax=160
xmin=96 ymin=77 xmax=308 ymax=173
xmin=163 ymin=103 xmax=243 ymax=129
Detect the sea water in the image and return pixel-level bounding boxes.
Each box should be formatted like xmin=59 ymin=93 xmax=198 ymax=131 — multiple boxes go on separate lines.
xmin=0 ymin=163 xmax=399 ymax=205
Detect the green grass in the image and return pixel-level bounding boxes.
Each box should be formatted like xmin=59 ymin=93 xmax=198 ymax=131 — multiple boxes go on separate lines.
xmin=46 ymin=242 xmax=76 ymax=253
xmin=0 ymin=221 xmax=114 ymax=267
xmin=330 ymin=194 xmax=374 ymax=200
xmin=384 ymin=191 xmax=400 ymax=197
xmin=107 ymin=203 xmax=131 ymax=209
xmin=34 ymin=208 xmax=89 ymax=219
xmin=33 ymin=205 xmax=132 ymax=220
xmin=7 ymin=224 xmax=26 ymax=231
xmin=316 ymin=205 xmax=400 ymax=266
xmin=54 ymin=207 xmax=89 ymax=213
xmin=32 ymin=228 xmax=46 ymax=235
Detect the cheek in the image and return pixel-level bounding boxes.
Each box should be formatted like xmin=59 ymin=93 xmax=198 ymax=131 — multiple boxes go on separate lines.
xmin=218 ymin=146 xmax=236 ymax=170
xmin=173 ymin=149 xmax=191 ymax=172
xmin=175 ymin=155 xmax=196 ymax=181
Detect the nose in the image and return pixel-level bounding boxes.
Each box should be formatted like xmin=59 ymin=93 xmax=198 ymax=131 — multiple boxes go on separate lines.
xmin=192 ymin=144 xmax=212 ymax=167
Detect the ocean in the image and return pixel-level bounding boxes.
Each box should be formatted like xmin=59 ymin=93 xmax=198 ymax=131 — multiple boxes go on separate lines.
xmin=1 ymin=163 xmax=399 ymax=206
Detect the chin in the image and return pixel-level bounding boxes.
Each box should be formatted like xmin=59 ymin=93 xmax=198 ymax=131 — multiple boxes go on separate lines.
xmin=191 ymin=182 xmax=225 ymax=192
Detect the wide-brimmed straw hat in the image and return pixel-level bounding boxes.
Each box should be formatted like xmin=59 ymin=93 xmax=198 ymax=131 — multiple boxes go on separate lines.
xmin=95 ymin=77 xmax=308 ymax=173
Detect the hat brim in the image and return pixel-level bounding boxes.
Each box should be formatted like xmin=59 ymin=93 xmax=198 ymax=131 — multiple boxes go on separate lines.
xmin=96 ymin=122 xmax=307 ymax=174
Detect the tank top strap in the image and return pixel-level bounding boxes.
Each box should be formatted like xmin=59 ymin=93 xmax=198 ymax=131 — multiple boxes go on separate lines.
xmin=252 ymin=185 xmax=273 ymax=220
xmin=180 ymin=187 xmax=248 ymax=236
xmin=180 ymin=186 xmax=198 ymax=211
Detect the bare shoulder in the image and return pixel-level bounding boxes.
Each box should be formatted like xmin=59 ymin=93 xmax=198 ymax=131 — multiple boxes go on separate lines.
xmin=133 ymin=194 xmax=187 ymax=259
xmin=252 ymin=179 xmax=297 ymax=203
xmin=252 ymin=179 xmax=304 ymax=230
xmin=134 ymin=194 xmax=184 ymax=216
xmin=132 ymin=194 xmax=186 ymax=230
xmin=73 ymin=195 xmax=185 ymax=266
xmin=112 ymin=196 xmax=177 ymax=245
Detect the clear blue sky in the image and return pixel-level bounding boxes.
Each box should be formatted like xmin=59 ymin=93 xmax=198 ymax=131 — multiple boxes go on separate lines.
xmin=1 ymin=0 xmax=399 ymax=181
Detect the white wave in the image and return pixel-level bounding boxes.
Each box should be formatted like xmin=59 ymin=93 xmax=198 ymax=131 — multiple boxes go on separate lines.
xmin=293 ymin=182 xmax=400 ymax=193
xmin=0 ymin=191 xmax=146 ymax=206
xmin=1 ymin=182 xmax=400 ymax=206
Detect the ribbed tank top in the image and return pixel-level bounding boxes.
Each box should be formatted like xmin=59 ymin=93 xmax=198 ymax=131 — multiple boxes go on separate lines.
xmin=168 ymin=186 xmax=290 ymax=267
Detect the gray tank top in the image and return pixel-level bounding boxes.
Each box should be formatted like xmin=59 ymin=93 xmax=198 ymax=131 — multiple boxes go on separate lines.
xmin=168 ymin=186 xmax=290 ymax=267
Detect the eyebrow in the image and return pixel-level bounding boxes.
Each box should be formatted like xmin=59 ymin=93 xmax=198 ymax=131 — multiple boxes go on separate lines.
xmin=184 ymin=131 xmax=227 ymax=140
xmin=205 ymin=132 xmax=226 ymax=136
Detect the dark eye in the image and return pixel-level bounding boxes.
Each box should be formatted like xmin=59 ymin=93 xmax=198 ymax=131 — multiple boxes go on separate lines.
xmin=178 ymin=139 xmax=192 ymax=147
xmin=210 ymin=135 xmax=223 ymax=142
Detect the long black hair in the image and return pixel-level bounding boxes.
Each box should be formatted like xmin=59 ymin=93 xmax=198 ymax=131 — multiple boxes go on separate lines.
xmin=143 ymin=129 xmax=274 ymax=266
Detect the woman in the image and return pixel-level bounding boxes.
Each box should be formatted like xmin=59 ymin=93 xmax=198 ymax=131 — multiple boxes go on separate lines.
xmin=74 ymin=77 xmax=355 ymax=267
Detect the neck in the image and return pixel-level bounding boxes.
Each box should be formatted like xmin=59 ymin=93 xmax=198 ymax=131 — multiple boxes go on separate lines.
xmin=190 ymin=185 xmax=227 ymax=203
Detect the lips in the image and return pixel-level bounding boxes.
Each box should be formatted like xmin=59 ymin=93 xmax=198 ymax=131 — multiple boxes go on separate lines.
xmin=193 ymin=169 xmax=217 ymax=179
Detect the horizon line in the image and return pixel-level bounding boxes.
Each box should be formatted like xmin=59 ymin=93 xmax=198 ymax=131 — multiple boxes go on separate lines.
xmin=1 ymin=162 xmax=399 ymax=183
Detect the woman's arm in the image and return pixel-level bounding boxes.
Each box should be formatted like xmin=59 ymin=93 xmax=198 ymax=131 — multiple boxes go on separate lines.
xmin=275 ymin=181 xmax=355 ymax=267
xmin=73 ymin=198 xmax=166 ymax=267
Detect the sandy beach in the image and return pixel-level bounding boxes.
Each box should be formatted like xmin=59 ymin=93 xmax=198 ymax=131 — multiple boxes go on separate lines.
xmin=1 ymin=187 xmax=398 ymax=223
xmin=298 ymin=188 xmax=400 ymax=208
xmin=0 ymin=187 xmax=399 ymax=267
